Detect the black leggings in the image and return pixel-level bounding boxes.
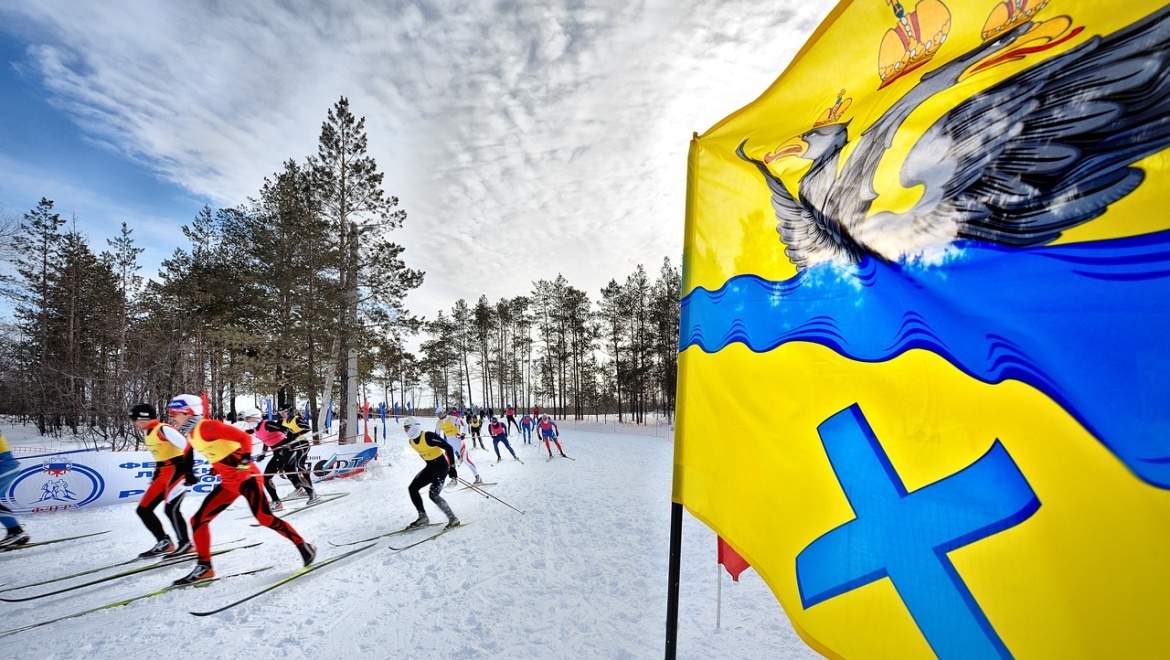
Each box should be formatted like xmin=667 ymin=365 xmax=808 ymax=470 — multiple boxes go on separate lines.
xmin=263 ymin=444 xmax=314 ymax=500
xmin=136 ymin=461 xmax=190 ymax=544
xmin=408 ymin=457 xmax=454 ymax=520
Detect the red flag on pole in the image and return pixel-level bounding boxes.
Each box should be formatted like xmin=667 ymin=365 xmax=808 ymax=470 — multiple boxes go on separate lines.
xmin=718 ymin=536 xmax=751 ymax=582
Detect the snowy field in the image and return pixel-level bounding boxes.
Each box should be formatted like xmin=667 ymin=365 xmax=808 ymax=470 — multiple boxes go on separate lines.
xmin=0 ymin=421 xmax=818 ymax=659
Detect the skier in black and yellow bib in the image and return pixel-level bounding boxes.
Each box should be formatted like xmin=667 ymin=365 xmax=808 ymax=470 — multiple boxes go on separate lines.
xmin=276 ymin=405 xmax=318 ymax=504
xmin=435 ymin=406 xmax=483 ymax=485
xmin=401 ymin=417 xmax=460 ymax=530
xmin=468 ymin=413 xmax=484 ymax=450
xmin=129 ymin=403 xmax=197 ymax=558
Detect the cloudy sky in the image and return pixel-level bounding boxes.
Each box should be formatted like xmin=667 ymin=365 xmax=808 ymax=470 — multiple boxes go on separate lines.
xmin=0 ymin=0 xmax=835 ymax=324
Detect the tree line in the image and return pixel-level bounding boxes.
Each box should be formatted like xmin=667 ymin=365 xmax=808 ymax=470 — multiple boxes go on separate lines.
xmin=0 ymin=97 xmax=681 ymax=447
xmin=417 ymin=260 xmax=680 ymax=425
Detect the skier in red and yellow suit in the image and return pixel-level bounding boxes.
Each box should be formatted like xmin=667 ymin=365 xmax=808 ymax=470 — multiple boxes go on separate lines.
xmin=166 ymin=394 xmax=316 ymax=585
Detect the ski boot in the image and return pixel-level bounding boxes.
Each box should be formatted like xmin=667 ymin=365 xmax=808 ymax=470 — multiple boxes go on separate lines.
xmin=139 ymin=538 xmax=175 ymax=558
xmin=305 ymin=492 xmax=321 ymax=506
xmin=445 ymin=517 xmax=461 ymax=530
xmin=173 ymin=562 xmax=214 ymax=585
xmin=297 ymin=542 xmax=317 ymax=567
xmin=271 ymin=499 xmax=284 ymax=512
xmin=162 ymin=540 xmax=194 ymax=558
xmin=473 ymin=475 xmax=484 ymax=485
xmin=406 ymin=514 xmax=429 ymax=530
xmin=0 ymin=530 xmax=29 ymax=549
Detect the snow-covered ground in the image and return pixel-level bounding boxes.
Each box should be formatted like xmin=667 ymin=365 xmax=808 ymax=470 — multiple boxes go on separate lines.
xmin=0 ymin=421 xmax=818 ymax=659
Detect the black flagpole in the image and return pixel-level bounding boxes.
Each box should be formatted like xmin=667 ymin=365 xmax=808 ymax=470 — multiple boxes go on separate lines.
xmin=665 ymin=501 xmax=683 ymax=659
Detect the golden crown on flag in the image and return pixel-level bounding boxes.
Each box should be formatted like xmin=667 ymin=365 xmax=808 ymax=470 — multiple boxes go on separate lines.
xmin=878 ymin=0 xmax=953 ymax=86
xmin=982 ymin=0 xmax=1049 ymax=40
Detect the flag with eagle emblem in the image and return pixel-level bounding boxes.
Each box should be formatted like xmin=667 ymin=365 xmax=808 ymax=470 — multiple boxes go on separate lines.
xmin=674 ymin=1 xmax=1170 ymax=657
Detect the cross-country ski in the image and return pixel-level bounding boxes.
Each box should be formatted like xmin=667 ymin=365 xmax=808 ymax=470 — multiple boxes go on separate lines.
xmin=328 ymin=522 xmax=445 ymax=548
xmin=0 ymin=537 xmax=248 ymax=592
xmin=247 ymin=491 xmax=348 ymax=526
xmin=457 ymin=481 xmax=497 ymax=489
xmin=0 ymin=530 xmax=109 ymax=553
xmin=0 ymin=565 xmax=274 ymax=638
xmin=189 ymin=543 xmax=375 ymax=616
xmin=386 ymin=522 xmax=470 ymax=552
xmin=0 ymin=542 xmax=261 ymax=602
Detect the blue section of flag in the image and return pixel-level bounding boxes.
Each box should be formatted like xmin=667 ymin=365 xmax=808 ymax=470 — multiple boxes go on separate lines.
xmin=679 ymin=232 xmax=1170 ymax=488
xmin=797 ymin=405 xmax=1038 ymax=659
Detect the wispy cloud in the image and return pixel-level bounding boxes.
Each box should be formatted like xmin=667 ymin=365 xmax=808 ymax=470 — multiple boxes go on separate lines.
xmin=0 ymin=0 xmax=835 ymax=321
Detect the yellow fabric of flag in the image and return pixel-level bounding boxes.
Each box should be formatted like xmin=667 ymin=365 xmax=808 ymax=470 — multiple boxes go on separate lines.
xmin=674 ymin=1 xmax=1170 ymax=657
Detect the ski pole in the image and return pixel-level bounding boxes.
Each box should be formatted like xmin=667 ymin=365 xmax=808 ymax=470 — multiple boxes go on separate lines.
xmin=456 ymin=477 xmax=525 ymax=515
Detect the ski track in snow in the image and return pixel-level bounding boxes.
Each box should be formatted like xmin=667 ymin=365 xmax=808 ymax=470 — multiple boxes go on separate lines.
xmin=0 ymin=424 xmax=819 ymax=659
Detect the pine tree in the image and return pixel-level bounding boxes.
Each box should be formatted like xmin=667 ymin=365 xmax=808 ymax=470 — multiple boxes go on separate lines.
xmin=12 ymin=199 xmax=65 ymax=433
xmin=472 ymin=295 xmax=495 ymax=407
xmin=106 ymin=222 xmax=144 ymax=427
xmin=309 ymin=96 xmax=420 ymax=442
xmin=650 ymin=257 xmax=681 ymax=422
xmin=598 ymin=279 xmax=628 ymax=422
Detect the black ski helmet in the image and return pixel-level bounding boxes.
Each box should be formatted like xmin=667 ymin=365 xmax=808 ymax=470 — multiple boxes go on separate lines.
xmin=128 ymin=403 xmax=158 ymax=421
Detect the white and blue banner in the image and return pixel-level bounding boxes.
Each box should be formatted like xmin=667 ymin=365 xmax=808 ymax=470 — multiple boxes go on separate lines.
xmin=2 ymin=444 xmax=378 ymax=514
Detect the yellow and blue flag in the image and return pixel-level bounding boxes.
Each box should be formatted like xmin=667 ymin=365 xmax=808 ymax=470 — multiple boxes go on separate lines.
xmin=674 ymin=1 xmax=1170 ymax=657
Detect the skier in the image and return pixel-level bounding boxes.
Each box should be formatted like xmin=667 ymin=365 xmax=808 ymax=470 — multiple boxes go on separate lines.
xmin=435 ymin=406 xmax=483 ymax=486
xmin=519 ymin=413 xmax=535 ymax=445
xmin=488 ymin=416 xmax=518 ymax=462
xmin=468 ymin=412 xmax=484 ymax=450
xmin=401 ymin=417 xmax=460 ymax=530
xmin=278 ymin=404 xmax=319 ymax=504
xmin=128 ymin=403 xmax=197 ymax=557
xmin=243 ymin=409 xmax=297 ymax=511
xmin=0 ymin=429 xmax=29 ymax=548
xmin=505 ymin=404 xmax=519 ymax=435
xmin=165 ymin=394 xmax=315 ymax=585
xmin=537 ymin=414 xmax=566 ymax=458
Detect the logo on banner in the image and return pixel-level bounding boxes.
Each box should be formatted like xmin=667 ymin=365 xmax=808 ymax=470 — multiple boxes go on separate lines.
xmin=5 ymin=455 xmax=105 ymax=511
xmin=313 ymin=448 xmax=378 ymax=481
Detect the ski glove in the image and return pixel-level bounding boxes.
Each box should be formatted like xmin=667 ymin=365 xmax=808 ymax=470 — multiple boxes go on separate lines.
xmin=448 ymin=467 xmax=458 ymax=480
xmin=236 ymin=454 xmax=252 ymax=471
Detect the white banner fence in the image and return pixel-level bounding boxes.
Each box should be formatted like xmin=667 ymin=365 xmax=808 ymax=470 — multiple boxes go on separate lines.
xmin=2 ymin=443 xmax=379 ymax=515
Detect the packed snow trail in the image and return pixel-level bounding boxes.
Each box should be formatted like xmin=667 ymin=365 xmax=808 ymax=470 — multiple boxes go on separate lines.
xmin=0 ymin=424 xmax=818 ymax=659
